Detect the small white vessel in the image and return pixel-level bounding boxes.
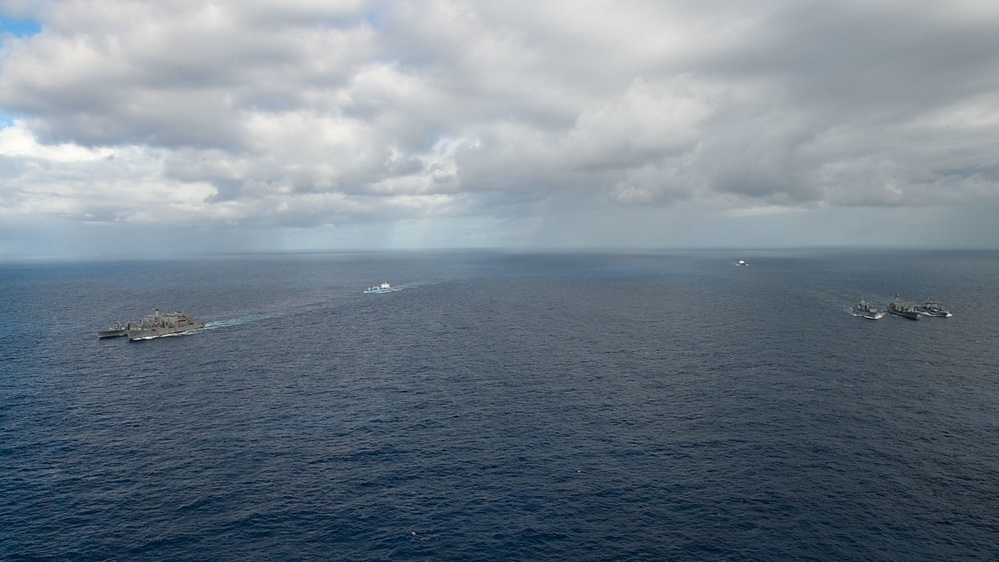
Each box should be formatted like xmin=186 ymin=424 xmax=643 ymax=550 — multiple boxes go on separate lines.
xmin=737 ymin=260 xmax=749 ymax=266
xmin=364 ymin=282 xmax=393 ymax=294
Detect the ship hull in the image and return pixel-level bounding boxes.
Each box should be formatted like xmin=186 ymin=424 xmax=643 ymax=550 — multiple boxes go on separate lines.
xmin=854 ymin=310 xmax=884 ymax=320
xmin=915 ymin=308 xmax=952 ymax=318
xmin=122 ymin=310 xmax=205 ymax=341
xmin=127 ymin=322 xmax=205 ymax=341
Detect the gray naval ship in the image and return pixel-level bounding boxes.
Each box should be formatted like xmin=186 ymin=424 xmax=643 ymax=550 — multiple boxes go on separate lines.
xmin=97 ymin=321 xmax=129 ymax=339
xmin=99 ymin=309 xmax=205 ymax=341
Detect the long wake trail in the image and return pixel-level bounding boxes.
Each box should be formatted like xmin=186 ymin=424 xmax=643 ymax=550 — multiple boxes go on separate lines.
xmin=202 ymin=301 xmax=331 ymax=331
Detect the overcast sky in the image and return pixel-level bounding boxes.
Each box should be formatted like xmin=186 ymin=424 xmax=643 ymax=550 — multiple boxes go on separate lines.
xmin=2 ymin=0 xmax=999 ymax=256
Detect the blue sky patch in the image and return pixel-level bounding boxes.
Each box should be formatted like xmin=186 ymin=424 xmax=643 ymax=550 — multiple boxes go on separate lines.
xmin=0 ymin=16 xmax=42 ymax=37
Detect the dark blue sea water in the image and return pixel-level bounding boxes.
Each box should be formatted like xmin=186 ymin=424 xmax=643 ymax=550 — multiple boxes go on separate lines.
xmin=2 ymin=250 xmax=998 ymax=561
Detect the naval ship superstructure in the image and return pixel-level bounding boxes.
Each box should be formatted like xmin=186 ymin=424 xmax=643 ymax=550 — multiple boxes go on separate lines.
xmin=98 ymin=309 xmax=205 ymax=341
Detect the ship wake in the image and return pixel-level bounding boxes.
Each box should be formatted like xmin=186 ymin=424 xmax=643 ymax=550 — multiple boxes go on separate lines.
xmin=203 ymin=300 xmax=336 ymax=331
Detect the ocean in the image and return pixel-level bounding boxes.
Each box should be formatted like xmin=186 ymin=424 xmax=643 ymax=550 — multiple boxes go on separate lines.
xmin=2 ymin=250 xmax=998 ymax=561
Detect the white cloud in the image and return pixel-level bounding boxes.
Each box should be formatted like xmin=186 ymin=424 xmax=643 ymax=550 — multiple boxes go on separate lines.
xmin=2 ymin=0 xmax=999 ymax=254
xmin=0 ymin=120 xmax=113 ymax=161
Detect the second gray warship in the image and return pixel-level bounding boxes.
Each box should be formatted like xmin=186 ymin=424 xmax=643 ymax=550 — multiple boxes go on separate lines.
xmin=98 ymin=321 xmax=129 ymax=339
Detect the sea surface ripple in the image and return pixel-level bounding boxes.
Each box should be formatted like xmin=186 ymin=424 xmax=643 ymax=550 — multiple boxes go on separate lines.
xmin=2 ymin=250 xmax=998 ymax=560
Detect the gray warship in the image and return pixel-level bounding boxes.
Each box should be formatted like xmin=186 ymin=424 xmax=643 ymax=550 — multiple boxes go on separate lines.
xmin=99 ymin=309 xmax=205 ymax=341
xmin=915 ymin=298 xmax=952 ymax=317
xmin=852 ymin=297 xmax=884 ymax=320
xmin=97 ymin=321 xmax=129 ymax=339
